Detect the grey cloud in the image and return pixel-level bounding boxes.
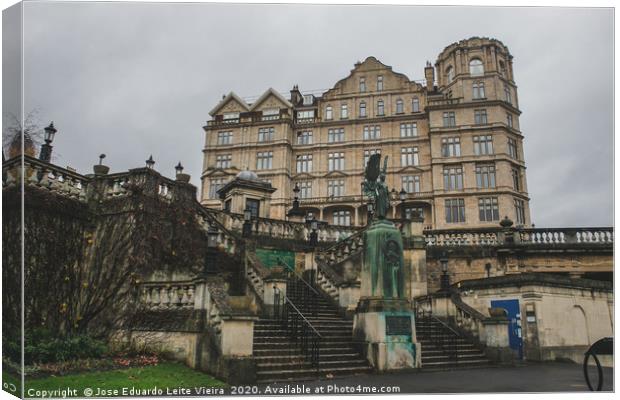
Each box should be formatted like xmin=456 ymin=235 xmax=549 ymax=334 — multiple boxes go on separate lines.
xmin=5 ymin=3 xmax=613 ymax=227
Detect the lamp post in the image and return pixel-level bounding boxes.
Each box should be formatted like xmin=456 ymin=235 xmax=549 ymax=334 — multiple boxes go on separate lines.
xmin=146 ymin=155 xmax=155 ymax=169
xmin=39 ymin=122 xmax=57 ymax=163
xmin=175 ymin=162 xmax=184 ymax=176
xmin=306 ymin=212 xmax=318 ymax=247
xmin=242 ymin=206 xmax=253 ymax=238
xmin=293 ymin=183 xmax=300 ymax=208
xmin=204 ymin=225 xmax=219 ymax=275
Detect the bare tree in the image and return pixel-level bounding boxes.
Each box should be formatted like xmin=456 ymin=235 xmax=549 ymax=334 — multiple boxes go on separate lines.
xmin=2 ymin=110 xmax=44 ymax=154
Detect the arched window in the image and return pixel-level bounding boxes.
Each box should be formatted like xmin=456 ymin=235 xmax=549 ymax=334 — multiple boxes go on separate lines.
xmin=412 ymin=97 xmax=420 ymax=112
xmin=396 ymin=99 xmax=404 ymax=114
xmin=446 ymin=66 xmax=455 ymax=83
xmin=472 ymin=82 xmax=485 ymax=99
xmin=359 ymin=101 xmax=366 ymax=117
xmin=377 ymin=100 xmax=385 ymax=116
xmin=469 ymin=58 xmax=484 ymax=76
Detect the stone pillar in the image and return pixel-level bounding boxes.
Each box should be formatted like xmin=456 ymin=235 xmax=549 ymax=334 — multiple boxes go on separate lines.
xmin=353 ymin=219 xmax=421 ymax=371
xmin=262 ymin=278 xmax=287 ymax=318
xmin=483 ymin=310 xmax=514 ymax=364
xmin=404 ymin=216 xmax=427 ymax=299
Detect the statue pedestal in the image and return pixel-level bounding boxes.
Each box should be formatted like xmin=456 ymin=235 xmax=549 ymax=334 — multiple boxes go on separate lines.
xmin=353 ymin=219 xmax=421 ymax=370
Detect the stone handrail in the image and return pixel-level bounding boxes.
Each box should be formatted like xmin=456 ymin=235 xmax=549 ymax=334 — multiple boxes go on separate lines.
xmin=5 ymin=156 xmax=199 ymax=206
xmin=518 ymin=228 xmax=613 ymax=245
xmin=244 ymin=252 xmax=272 ymax=302
xmin=139 ymin=280 xmax=196 ymax=309
xmin=4 ymin=156 xmax=90 ymax=200
xmin=449 ymin=290 xmax=488 ymax=341
xmin=415 ymin=290 xmax=489 ymax=345
xmin=424 ymin=228 xmax=501 ymax=246
xmin=314 ymin=261 xmax=343 ymax=302
xmin=196 ymin=206 xmax=241 ymax=256
xmin=425 ymin=227 xmax=613 ymax=247
xmin=316 ymin=227 xmax=365 ymax=265
xmin=204 ymin=208 xmax=360 ymax=243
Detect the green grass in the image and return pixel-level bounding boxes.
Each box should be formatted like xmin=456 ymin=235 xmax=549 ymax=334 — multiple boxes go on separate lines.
xmin=3 ymin=362 xmax=226 ymax=398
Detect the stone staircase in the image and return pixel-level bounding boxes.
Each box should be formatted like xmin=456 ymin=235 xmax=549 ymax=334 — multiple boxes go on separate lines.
xmin=253 ymin=293 xmax=371 ymax=383
xmin=415 ymin=316 xmax=490 ymax=369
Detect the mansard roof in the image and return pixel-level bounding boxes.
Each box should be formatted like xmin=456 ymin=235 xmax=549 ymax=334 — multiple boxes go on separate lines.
xmin=209 ymin=92 xmax=250 ymax=116
xmin=248 ymin=88 xmax=293 ymax=111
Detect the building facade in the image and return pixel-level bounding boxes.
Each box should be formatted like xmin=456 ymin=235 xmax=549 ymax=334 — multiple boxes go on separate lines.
xmin=201 ymin=37 xmax=530 ymax=229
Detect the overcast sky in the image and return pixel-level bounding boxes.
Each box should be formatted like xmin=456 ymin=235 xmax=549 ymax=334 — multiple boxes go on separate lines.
xmin=2 ymin=2 xmax=614 ymax=227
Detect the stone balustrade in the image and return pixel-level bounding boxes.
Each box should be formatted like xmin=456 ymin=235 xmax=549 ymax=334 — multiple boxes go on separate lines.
xmin=139 ymin=281 xmax=196 ymax=309
xmin=3 ymin=156 xmax=90 ymax=200
xmin=316 ymin=228 xmax=365 ymax=265
xmin=5 ymin=155 xmax=197 ymax=205
xmin=205 ymin=208 xmax=359 ymax=243
xmin=195 ymin=210 xmax=239 ymax=255
xmin=425 ymin=227 xmax=613 ymax=247
xmin=519 ymin=228 xmax=613 ymax=245
xmin=424 ymin=229 xmax=500 ymax=246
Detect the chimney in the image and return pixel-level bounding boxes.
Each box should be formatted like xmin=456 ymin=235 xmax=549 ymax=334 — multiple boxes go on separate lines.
xmin=424 ymin=61 xmax=435 ymax=91
xmin=290 ymin=84 xmax=302 ymax=105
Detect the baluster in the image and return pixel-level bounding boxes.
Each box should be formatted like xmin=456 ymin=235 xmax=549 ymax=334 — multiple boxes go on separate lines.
xmin=160 ymin=287 xmax=170 ymax=308
xmin=151 ymin=287 xmax=161 ymax=308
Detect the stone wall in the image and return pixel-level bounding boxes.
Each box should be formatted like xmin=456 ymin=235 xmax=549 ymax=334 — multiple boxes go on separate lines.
xmin=456 ymin=275 xmax=613 ymax=364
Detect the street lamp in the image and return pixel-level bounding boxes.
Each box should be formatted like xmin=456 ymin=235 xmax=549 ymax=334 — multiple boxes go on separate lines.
xmin=146 ymin=155 xmax=155 ymax=169
xmin=440 ymin=255 xmax=450 ymax=292
xmin=39 ymin=122 xmax=57 ymax=163
xmin=175 ymin=162 xmax=184 ymax=176
xmin=242 ymin=206 xmax=253 ymax=238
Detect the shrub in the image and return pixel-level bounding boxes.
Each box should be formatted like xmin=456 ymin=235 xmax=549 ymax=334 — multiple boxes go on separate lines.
xmin=20 ymin=329 xmax=109 ymax=365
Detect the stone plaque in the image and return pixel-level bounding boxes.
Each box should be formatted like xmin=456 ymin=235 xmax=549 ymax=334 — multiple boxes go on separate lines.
xmin=385 ymin=316 xmax=412 ymax=336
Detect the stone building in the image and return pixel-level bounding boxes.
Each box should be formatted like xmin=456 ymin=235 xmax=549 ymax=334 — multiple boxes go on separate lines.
xmin=201 ymin=37 xmax=530 ymax=229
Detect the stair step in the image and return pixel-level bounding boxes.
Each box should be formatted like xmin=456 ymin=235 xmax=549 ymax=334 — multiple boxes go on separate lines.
xmin=253 ymin=346 xmax=360 ymax=355
xmin=255 ymin=365 xmax=373 ymax=382
xmin=256 ymin=359 xmax=369 ymax=371
xmin=254 ymin=353 xmax=362 ymax=362
xmin=422 ymin=358 xmax=490 ymax=367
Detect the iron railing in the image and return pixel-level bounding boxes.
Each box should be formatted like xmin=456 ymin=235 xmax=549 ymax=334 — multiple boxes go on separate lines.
xmin=277 ymin=257 xmax=319 ymax=317
xmin=273 ymin=287 xmax=321 ymax=369
xmin=416 ymin=309 xmax=458 ymax=363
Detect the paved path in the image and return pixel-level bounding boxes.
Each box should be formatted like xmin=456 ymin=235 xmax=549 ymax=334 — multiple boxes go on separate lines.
xmin=258 ymin=363 xmax=613 ymax=394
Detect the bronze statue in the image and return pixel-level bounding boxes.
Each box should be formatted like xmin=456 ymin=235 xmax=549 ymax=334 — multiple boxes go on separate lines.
xmin=363 ymin=154 xmax=390 ymax=220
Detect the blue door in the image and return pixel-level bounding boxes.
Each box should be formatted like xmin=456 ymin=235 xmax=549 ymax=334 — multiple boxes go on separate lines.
xmin=490 ymin=299 xmax=523 ymax=359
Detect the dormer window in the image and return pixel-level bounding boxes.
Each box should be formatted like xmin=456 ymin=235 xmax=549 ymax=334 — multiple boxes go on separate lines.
xmin=262 ymin=108 xmax=279 ymax=121
xmin=469 ymin=58 xmax=484 ymax=76
xmin=359 ymin=77 xmax=366 ymax=92
xmin=377 ymin=76 xmax=384 ymax=91
xmin=446 ymin=66 xmax=455 ymax=83
xmin=303 ymin=95 xmax=314 ymax=105
xmin=223 ymin=112 xmax=240 ymax=123
xmin=297 ymin=110 xmax=315 ymax=122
